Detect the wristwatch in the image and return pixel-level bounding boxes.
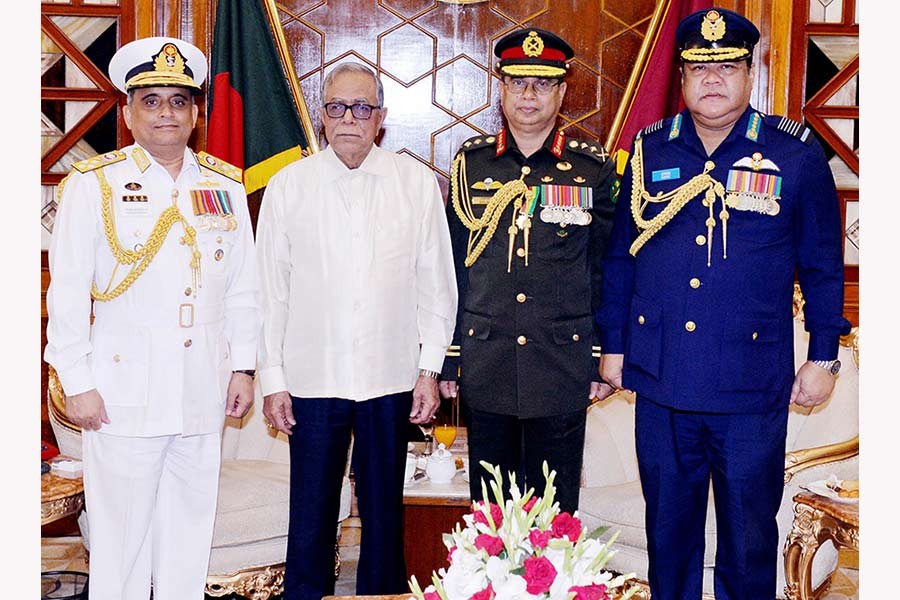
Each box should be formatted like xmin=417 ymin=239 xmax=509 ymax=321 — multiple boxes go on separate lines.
xmin=418 ymin=369 xmax=439 ymax=380
xmin=234 ymin=369 xmax=256 ymax=378
xmin=812 ymin=359 xmax=841 ymax=375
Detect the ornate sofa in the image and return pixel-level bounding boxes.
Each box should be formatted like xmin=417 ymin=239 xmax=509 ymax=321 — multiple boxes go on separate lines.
xmin=47 ymin=372 xmax=352 ymax=600
xmin=578 ymin=311 xmax=859 ymax=599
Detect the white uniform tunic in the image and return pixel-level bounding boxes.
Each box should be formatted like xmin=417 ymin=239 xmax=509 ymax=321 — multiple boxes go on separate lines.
xmin=44 ymin=144 xmax=260 ymax=600
xmin=45 ymin=144 xmax=260 ymax=437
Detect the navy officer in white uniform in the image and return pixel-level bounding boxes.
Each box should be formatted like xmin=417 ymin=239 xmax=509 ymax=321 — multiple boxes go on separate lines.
xmin=44 ymin=36 xmax=260 ymax=600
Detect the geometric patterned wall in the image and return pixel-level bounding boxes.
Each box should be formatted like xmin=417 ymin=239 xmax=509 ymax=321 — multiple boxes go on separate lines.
xmin=274 ymin=0 xmax=658 ymax=196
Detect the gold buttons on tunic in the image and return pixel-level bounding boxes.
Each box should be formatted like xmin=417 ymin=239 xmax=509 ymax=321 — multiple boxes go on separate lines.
xmin=516 ymin=293 xmax=527 ymax=303
xmin=752 ymin=331 xmax=759 ymax=340
xmin=690 ymin=278 xmax=701 ymax=289
xmin=517 ymin=335 xmax=527 ymax=346
xmin=468 ymin=328 xmax=475 ymax=337
xmin=184 ymin=287 xmax=192 ymax=296
xmin=521 ymin=166 xmax=531 ymax=176
xmin=113 ymin=354 xmax=120 ymax=363
xmin=638 ymin=315 xmax=646 ymax=325
xmin=214 ymin=249 xmax=225 ymax=261
xmin=184 ymin=339 xmax=193 ymax=347
xmin=696 ymin=235 xmax=706 ymax=246
xmin=572 ymin=334 xmax=580 ymax=342
xmin=516 ymin=248 xmax=526 ymax=258
xmin=685 ymin=321 xmax=696 ymax=332
xmin=171 ymin=189 xmax=179 ymax=200
xmin=216 ymin=236 xmax=223 ymax=244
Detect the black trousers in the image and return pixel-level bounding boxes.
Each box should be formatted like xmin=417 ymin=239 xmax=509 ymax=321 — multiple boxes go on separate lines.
xmin=283 ymin=392 xmax=412 ymax=600
xmin=463 ymin=405 xmax=586 ymax=514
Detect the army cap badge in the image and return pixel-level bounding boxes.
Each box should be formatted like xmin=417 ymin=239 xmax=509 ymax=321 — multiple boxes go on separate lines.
xmin=494 ymin=28 xmax=574 ymax=78
xmin=108 ymin=36 xmax=207 ymax=93
xmin=676 ymin=9 xmax=760 ymax=63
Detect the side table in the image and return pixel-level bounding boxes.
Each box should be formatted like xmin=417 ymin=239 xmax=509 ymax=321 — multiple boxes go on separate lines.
xmin=41 ymin=459 xmax=85 ymax=526
xmin=783 ymin=491 xmax=859 ymax=600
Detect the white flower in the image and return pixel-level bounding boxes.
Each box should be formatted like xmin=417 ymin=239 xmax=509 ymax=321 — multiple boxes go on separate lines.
xmin=407 ymin=462 xmax=639 ymax=600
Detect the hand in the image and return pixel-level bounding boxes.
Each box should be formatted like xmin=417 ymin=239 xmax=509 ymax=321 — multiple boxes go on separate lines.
xmin=589 ymin=381 xmax=616 ymax=402
xmin=438 ymin=380 xmax=458 ymax=400
xmin=790 ymin=361 xmax=837 ymax=407
xmin=410 ymin=375 xmax=440 ymax=424
xmin=262 ymin=390 xmax=296 ymax=435
xmin=599 ymin=353 xmax=625 ymax=389
xmin=225 ymin=372 xmax=255 ymax=419
xmin=66 ymin=389 xmax=109 ymax=431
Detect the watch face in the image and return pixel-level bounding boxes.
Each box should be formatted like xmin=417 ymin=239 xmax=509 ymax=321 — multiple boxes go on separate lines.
xmin=830 ymin=360 xmax=842 ymax=375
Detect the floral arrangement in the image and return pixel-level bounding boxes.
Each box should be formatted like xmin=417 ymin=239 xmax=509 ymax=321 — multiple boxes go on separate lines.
xmin=409 ymin=462 xmax=638 ymax=600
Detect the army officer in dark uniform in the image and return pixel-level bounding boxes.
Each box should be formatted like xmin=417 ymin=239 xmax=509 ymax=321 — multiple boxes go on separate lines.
xmin=439 ymin=28 xmax=617 ymax=513
xmin=598 ymin=9 xmax=852 ymax=599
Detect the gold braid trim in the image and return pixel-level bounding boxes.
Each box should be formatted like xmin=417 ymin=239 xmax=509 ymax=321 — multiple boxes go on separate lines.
xmin=628 ymin=137 xmax=725 ymax=257
xmin=91 ymin=168 xmax=202 ymax=301
xmin=450 ymin=152 xmax=532 ymax=267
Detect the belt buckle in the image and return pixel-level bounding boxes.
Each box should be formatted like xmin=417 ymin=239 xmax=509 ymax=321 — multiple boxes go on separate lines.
xmin=179 ymin=303 xmax=194 ymax=328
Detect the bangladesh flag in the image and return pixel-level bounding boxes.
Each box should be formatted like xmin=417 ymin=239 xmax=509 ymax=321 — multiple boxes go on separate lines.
xmin=208 ymin=0 xmax=312 ymax=193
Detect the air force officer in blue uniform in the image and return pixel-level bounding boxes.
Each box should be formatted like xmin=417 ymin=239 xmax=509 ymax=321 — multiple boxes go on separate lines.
xmin=598 ymin=9 xmax=852 ymax=600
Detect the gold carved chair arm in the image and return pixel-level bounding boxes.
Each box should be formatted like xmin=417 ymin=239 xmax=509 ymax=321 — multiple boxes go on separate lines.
xmin=783 ymin=436 xmax=859 ymax=484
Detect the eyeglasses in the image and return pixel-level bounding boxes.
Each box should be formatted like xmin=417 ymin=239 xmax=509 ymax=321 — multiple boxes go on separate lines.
xmin=503 ymin=78 xmax=561 ymax=96
xmin=323 ymin=102 xmax=381 ymax=120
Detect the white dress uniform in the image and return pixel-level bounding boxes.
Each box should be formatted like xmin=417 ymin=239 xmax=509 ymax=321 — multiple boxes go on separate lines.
xmin=43 ymin=36 xmax=260 ymax=600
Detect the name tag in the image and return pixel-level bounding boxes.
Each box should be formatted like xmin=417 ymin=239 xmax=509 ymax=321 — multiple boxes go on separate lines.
xmin=651 ymin=168 xmax=680 ymax=182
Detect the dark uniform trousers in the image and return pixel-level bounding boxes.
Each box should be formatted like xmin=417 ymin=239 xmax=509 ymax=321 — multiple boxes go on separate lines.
xmin=444 ymin=128 xmax=617 ymax=515
xmin=283 ymin=392 xmax=411 ymax=600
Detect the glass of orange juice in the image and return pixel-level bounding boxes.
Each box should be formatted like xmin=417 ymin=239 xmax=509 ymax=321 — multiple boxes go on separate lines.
xmin=433 ymin=396 xmax=459 ymax=448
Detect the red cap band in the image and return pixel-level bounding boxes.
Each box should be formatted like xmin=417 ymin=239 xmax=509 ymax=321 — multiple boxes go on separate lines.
xmin=499 ymin=47 xmax=567 ymax=62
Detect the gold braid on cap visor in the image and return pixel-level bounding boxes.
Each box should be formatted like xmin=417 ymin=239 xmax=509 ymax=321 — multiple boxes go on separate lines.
xmin=125 ymin=71 xmax=200 ymax=91
xmin=500 ymin=64 xmax=567 ymax=77
xmin=680 ymin=47 xmax=750 ymax=62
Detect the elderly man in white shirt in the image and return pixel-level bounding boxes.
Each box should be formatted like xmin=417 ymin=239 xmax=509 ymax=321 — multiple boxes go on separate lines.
xmin=256 ymin=62 xmax=457 ymax=600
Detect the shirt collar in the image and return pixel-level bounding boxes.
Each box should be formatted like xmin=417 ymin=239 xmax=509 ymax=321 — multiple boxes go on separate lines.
xmin=671 ymin=105 xmax=764 ymax=150
xmin=321 ymin=144 xmax=391 ymax=182
xmin=495 ymin=127 xmax=566 ymax=159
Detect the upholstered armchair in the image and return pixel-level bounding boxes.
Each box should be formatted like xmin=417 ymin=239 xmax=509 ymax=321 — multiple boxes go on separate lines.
xmin=578 ymin=311 xmax=859 ymax=599
xmin=47 ymin=370 xmax=352 ymax=600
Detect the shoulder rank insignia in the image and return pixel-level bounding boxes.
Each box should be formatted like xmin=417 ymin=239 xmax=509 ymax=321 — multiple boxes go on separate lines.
xmin=196 ymin=152 xmax=243 ymax=183
xmin=767 ymin=115 xmax=813 ymax=144
xmin=636 ymin=118 xmax=666 ymax=140
xmin=566 ymin=138 xmax=609 ymax=162
xmin=72 ymin=150 xmax=127 ymax=174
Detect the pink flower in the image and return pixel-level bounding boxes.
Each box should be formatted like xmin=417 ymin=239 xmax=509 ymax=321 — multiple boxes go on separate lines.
xmin=523 ymin=497 xmax=539 ymax=512
xmin=473 ymin=501 xmax=504 ymax=528
xmin=447 ymin=545 xmax=457 ymax=564
xmin=569 ymin=584 xmax=610 ymax=600
xmin=523 ymin=556 xmax=557 ymax=595
xmin=469 ymin=583 xmax=494 ymax=600
xmin=474 ymin=534 xmax=504 ymax=556
xmin=551 ymin=512 xmax=582 ymax=541
xmin=424 ymin=592 xmax=442 ymax=600
xmin=528 ymin=528 xmax=551 ymax=549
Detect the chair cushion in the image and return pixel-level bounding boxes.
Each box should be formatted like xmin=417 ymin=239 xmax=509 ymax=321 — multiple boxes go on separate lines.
xmin=212 ymin=459 xmax=291 ymax=549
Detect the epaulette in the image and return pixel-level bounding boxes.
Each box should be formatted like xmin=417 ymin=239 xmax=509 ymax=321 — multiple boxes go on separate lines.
xmin=564 ymin=137 xmax=610 ymax=162
xmin=72 ymin=150 xmax=127 ymax=174
xmin=196 ymin=151 xmax=243 ymax=183
xmin=457 ymin=133 xmax=498 ymax=154
xmin=766 ymin=115 xmax=814 ymax=144
xmin=635 ymin=118 xmax=667 ymax=140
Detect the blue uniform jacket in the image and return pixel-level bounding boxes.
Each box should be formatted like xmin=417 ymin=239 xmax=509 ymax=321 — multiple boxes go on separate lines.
xmin=598 ymin=106 xmax=851 ymax=413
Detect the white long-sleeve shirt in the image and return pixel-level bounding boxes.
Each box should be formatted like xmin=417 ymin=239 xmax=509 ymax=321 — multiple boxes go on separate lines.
xmin=256 ymin=145 xmax=458 ymax=401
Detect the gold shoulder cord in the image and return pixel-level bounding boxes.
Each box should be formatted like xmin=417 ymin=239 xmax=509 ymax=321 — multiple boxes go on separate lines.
xmin=629 ymin=137 xmax=726 ymax=266
xmin=450 ymin=152 xmax=535 ymax=269
xmin=79 ymin=169 xmax=202 ymax=301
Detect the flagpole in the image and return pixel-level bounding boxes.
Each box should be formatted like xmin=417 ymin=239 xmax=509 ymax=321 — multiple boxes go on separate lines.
xmin=604 ymin=0 xmax=672 ymax=153
xmin=261 ymin=0 xmax=320 ymax=154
